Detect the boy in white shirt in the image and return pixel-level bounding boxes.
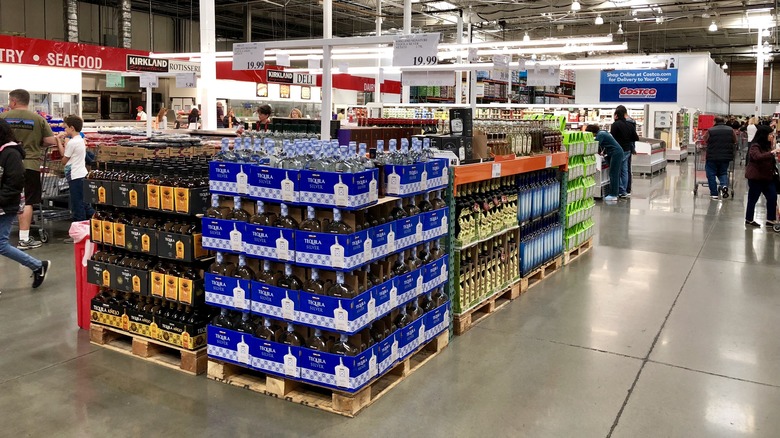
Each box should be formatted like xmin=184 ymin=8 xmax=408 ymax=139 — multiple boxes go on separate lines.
xmin=56 ymin=115 xmax=94 ymax=221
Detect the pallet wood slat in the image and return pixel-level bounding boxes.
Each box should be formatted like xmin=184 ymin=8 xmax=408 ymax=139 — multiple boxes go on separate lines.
xmin=564 ymin=238 xmax=593 ymax=266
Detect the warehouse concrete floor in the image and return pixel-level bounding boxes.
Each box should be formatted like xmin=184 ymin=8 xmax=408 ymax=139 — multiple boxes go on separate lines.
xmin=2 ymin=160 xmax=780 ymax=437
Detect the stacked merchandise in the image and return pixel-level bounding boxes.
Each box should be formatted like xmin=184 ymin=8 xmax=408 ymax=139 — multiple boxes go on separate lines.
xmin=86 ymin=134 xmax=213 ymax=163
xmin=203 ymin=134 xmax=451 ymax=394
xmin=86 ymin=154 xmax=214 ymax=350
xmin=452 ymin=178 xmax=519 ymax=313
xmin=517 ymin=170 xmax=564 ymax=276
xmin=563 ymin=131 xmax=598 ymax=251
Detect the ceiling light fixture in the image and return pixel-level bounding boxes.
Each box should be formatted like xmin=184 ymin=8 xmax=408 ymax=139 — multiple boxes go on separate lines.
xmin=656 ymin=16 xmax=664 ymax=24
xmin=617 ymin=23 xmax=624 ymax=34
xmin=595 ymin=15 xmax=604 ymax=25
xmin=709 ymin=21 xmax=717 ymax=32
xmin=571 ymin=1 xmax=581 ymax=11
xmin=523 ymin=32 xmax=530 ymax=42
xmin=722 ymin=62 xmax=728 ymax=69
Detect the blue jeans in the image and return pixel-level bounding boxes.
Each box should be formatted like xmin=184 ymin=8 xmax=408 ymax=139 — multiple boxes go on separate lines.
xmin=605 ymin=146 xmax=624 ymax=197
xmin=746 ymin=179 xmax=777 ymax=222
xmin=69 ymin=178 xmax=94 ymax=221
xmin=705 ymin=160 xmax=730 ymax=196
xmin=619 ymin=153 xmax=630 ymax=195
xmin=0 ymin=213 xmax=42 ymax=271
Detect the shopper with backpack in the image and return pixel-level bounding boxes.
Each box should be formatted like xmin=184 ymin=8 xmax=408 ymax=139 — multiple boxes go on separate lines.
xmin=0 ymin=119 xmax=50 ymax=288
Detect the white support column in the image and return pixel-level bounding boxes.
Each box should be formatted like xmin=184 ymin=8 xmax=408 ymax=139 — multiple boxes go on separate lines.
xmin=455 ymin=12 xmax=463 ymax=105
xmin=402 ymin=0 xmax=412 ymax=104
xmin=755 ymin=28 xmax=765 ymax=118
xmin=468 ymin=23 xmax=476 ymax=110
xmin=146 ymin=86 xmax=153 ymax=137
xmin=374 ymin=0 xmax=382 ymax=104
xmin=199 ymin=0 xmax=217 ymax=130
xmin=321 ymin=0 xmax=333 ymax=139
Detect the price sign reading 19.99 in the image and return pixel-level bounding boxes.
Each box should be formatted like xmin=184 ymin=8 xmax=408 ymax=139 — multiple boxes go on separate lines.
xmin=232 ymin=42 xmax=266 ymax=71
xmin=392 ymin=33 xmax=440 ymax=67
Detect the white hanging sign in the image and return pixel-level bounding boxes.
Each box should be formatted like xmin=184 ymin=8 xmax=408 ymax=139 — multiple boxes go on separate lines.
xmin=175 ymin=72 xmax=196 ymax=88
xmin=276 ymin=52 xmax=291 ymax=67
xmin=402 ymin=71 xmax=455 ymax=87
xmin=233 ymin=42 xmax=266 ymax=70
xmin=392 ymin=33 xmax=440 ymax=67
xmin=139 ymin=73 xmax=159 ymax=88
xmin=527 ymin=66 xmax=561 ymax=86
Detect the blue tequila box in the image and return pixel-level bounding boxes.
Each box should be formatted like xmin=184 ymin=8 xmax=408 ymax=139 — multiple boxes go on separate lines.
xmin=422 ymin=255 xmax=449 ymax=294
xmin=424 ymin=301 xmax=450 ymax=344
xmin=298 ymin=169 xmax=379 ymax=210
xmin=205 ymin=273 xmax=252 ymax=311
xmin=299 ymin=345 xmax=377 ymax=392
xmin=250 ymin=281 xmax=299 ymax=321
xmin=207 ymin=325 xmax=255 ymax=368
xmin=251 ymin=337 xmax=303 ymax=379
xmin=422 ymin=208 xmax=449 ymax=242
xmin=294 ymin=230 xmax=371 ymax=271
xmin=384 ymin=163 xmax=427 ymax=196
xmin=244 ymin=223 xmax=296 ymax=263
xmin=393 ymin=215 xmax=423 ymax=252
xmin=370 ymin=222 xmax=394 ymax=260
xmin=209 ymin=162 xmax=252 ymax=196
xmin=297 ymin=289 xmax=374 ymax=334
xmin=249 ymin=165 xmax=299 ymax=204
xmin=395 ymin=267 xmax=424 ymax=306
xmin=426 ymin=158 xmax=450 ymax=190
xmin=372 ymin=277 xmax=397 ymax=317
xmin=202 ymin=218 xmax=245 ymax=253
xmin=396 ymin=318 xmax=425 ymax=361
xmin=375 ymin=332 xmax=398 ymax=376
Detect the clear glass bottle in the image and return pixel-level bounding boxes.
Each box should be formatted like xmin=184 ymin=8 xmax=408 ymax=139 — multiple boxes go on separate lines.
xmin=392 ymin=252 xmax=410 ymax=276
xmin=249 ymin=200 xmax=277 ymax=226
xmin=299 ymin=206 xmax=322 ymax=232
xmin=205 ymin=194 xmax=230 ymax=219
xmin=235 ymin=311 xmax=255 ymax=333
xmin=303 ymin=268 xmax=325 ymax=295
xmin=306 ymin=328 xmax=329 ymax=351
xmin=235 ymin=254 xmax=256 ymax=280
xmin=257 ymin=260 xmax=280 ymax=284
xmin=278 ymin=323 xmax=304 ymax=346
xmin=331 ymin=333 xmax=359 ymax=356
xmin=327 ymin=271 xmax=356 ymax=298
xmin=254 ymin=317 xmax=277 ymax=340
xmin=394 ymin=305 xmax=411 ymax=328
xmin=277 ymin=263 xmax=303 ymax=290
xmin=275 ymin=203 xmax=299 ymax=229
xmin=229 ymin=196 xmax=251 ymax=222
xmin=327 ymin=208 xmax=353 ymax=234
xmin=417 ymin=192 xmax=433 ymax=213
xmin=212 ymin=308 xmax=234 ymax=329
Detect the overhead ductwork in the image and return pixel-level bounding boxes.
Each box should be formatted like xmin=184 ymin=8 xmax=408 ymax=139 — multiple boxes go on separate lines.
xmin=120 ymin=0 xmax=132 ymax=48
xmin=64 ymin=0 xmax=78 ymax=43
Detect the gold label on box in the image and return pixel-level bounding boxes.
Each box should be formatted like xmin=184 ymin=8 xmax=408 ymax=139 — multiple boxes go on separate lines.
xmin=141 ymin=233 xmax=151 ymax=253
xmin=150 ymin=322 xmax=159 ymax=340
xmin=179 ymin=278 xmax=193 ymax=304
xmin=90 ymin=219 xmax=102 ymax=243
xmin=151 ymin=272 xmax=165 ymax=297
xmin=182 ymin=332 xmax=192 ymax=349
xmin=114 ymin=223 xmax=126 ymax=248
xmin=129 ymin=188 xmax=138 ymax=207
xmin=132 ymin=274 xmax=141 ymax=293
xmin=175 ymin=240 xmax=185 ymax=260
xmin=102 ymin=269 xmax=111 ymax=287
xmin=174 ymin=188 xmax=190 ymax=214
xmin=161 ymin=186 xmax=174 ymax=212
xmin=97 ymin=186 xmax=107 ymax=204
xmin=102 ymin=221 xmax=114 ymax=245
xmin=164 ymin=274 xmax=179 ymax=301
xmin=121 ymin=314 xmax=130 ymax=331
xmin=147 ymin=184 xmax=160 ymax=210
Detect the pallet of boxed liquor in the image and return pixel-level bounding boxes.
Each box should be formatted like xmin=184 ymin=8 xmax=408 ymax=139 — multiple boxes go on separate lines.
xmin=202 ymin=135 xmax=452 ymax=416
xmin=563 ymin=131 xmax=597 ymax=264
xmin=86 ymin=133 xmax=219 ymax=163
xmin=85 ymin=153 xmax=215 ymax=374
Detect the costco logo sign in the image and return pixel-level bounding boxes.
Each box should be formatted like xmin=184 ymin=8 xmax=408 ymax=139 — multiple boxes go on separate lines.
xmin=618 ymin=87 xmax=658 ymax=98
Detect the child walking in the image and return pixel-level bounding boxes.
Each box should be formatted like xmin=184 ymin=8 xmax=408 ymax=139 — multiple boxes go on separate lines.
xmin=56 ymin=115 xmax=94 ymax=222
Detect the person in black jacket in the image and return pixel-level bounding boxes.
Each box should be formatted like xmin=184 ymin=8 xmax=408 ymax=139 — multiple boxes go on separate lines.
xmin=703 ymin=116 xmax=737 ymax=200
xmin=0 ymin=119 xmax=50 ymax=289
xmin=610 ymin=106 xmax=639 ymax=198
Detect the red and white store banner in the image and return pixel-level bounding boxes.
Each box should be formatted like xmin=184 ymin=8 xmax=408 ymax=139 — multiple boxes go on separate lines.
xmin=0 ymin=34 xmax=148 ymax=71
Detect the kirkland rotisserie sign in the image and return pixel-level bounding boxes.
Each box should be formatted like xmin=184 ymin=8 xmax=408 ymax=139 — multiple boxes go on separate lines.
xmin=600 ymin=69 xmax=678 ymax=103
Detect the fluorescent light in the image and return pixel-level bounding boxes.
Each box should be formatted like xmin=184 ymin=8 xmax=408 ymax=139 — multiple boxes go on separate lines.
xmin=426 ymin=1 xmax=457 ymax=10
xmin=722 ymin=63 xmax=728 ymax=69
xmin=571 ymin=1 xmax=581 ymax=11
xmin=442 ymin=35 xmax=613 ymax=50
xmin=595 ymin=15 xmax=604 ymax=25
xmin=523 ymin=32 xmax=530 ymax=42
xmin=709 ymin=21 xmax=718 ymax=32
xmin=656 ymin=16 xmax=664 ymax=24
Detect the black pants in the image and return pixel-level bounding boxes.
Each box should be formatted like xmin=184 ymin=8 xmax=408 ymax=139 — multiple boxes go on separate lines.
xmin=746 ymin=179 xmax=777 ymax=222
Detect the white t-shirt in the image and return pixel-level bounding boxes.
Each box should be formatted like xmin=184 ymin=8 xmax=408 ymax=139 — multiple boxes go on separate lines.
xmin=747 ymin=124 xmax=757 ymax=142
xmin=137 ymin=111 xmax=148 ymax=121
xmin=64 ymin=135 xmax=88 ymax=180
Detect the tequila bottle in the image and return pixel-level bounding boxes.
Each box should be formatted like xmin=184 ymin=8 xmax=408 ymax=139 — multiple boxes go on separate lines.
xmin=407 ymin=299 xmax=422 ymax=321
xmin=417 ymin=192 xmax=433 ymax=213
xmin=331 ymin=334 xmax=359 ymax=356
xmin=327 ymin=208 xmax=353 ymax=234
xmin=229 ymin=196 xmax=251 ymax=222
xmin=212 ymin=308 xmax=235 ymax=329
xmin=235 ymin=254 xmax=256 ymax=280
xmin=235 ymin=311 xmax=255 ymax=333
xmin=277 ymin=263 xmax=303 ymax=290
xmin=392 ymin=251 xmax=410 ymax=276
xmin=431 ymin=190 xmax=447 ymax=209
xmin=327 ymin=271 xmax=356 ymax=298
xmin=306 ymin=328 xmax=329 ymax=352
xmin=254 ymin=318 xmax=277 ymax=341
xmin=303 ymin=268 xmax=326 ymax=295
xmin=299 ymin=206 xmax=322 ymax=232
xmin=257 ymin=260 xmax=280 ymax=284
xmin=394 ymin=305 xmax=411 ymax=328
xmin=249 ymin=200 xmax=277 ymax=226
xmin=275 ymin=203 xmax=299 ymax=229
xmin=278 ymin=323 xmax=304 ymax=346
xmin=209 ymin=252 xmax=236 ymax=276
xmin=433 ymin=287 xmax=448 ymax=306
xmin=205 ymin=194 xmax=230 ymax=219
xmin=390 ymin=199 xmax=408 ymax=220
xmin=420 ymin=292 xmax=435 ymax=313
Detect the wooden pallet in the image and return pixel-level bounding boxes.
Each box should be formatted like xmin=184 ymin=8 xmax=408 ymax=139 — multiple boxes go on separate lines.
xmin=520 ymin=256 xmax=563 ymax=293
xmin=207 ymin=332 xmax=449 ymax=417
xmin=90 ymin=323 xmax=207 ymax=375
xmin=453 ymin=282 xmax=521 ymax=335
xmin=564 ymin=237 xmax=594 ymax=266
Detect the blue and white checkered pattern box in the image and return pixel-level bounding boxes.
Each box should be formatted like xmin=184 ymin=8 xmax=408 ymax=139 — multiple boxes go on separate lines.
xmin=298 ymin=169 xmax=378 ymax=210
xmin=244 ymin=224 xmax=296 ymax=263
xmin=205 ymin=274 xmax=252 ymax=311
xmin=250 ymin=339 xmax=301 ymax=378
xmin=424 ymin=301 xmax=450 ymax=343
xmin=250 ymin=281 xmax=299 ymax=321
xmin=294 ymin=230 xmax=371 ymax=271
xmin=422 ymin=208 xmax=449 ymax=242
xmin=422 ymin=255 xmax=449 ymax=294
xmin=372 ymin=279 xmax=396 ymax=317
xmin=297 ymin=289 xmax=373 ymax=333
xmin=249 ymin=166 xmax=300 ymax=203
xmin=299 ymin=347 xmax=376 ymax=392
xmin=394 ymin=215 xmax=424 ymax=252
xmin=202 ymin=218 xmax=245 ymax=253
xmin=397 ymin=318 xmax=425 ymax=361
xmin=376 ymin=335 xmax=397 ymax=376
xmin=209 ymin=162 xmax=252 ymax=196
xmin=425 ymin=158 xmax=450 ymax=190
xmin=384 ymin=163 xmax=428 ymax=196
xmin=370 ymin=222 xmax=393 ymax=261
xmin=208 ymin=325 xmax=253 ymax=367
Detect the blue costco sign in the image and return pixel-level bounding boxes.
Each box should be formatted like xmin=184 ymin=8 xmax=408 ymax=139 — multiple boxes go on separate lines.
xmin=600 ymin=70 xmax=678 ymax=103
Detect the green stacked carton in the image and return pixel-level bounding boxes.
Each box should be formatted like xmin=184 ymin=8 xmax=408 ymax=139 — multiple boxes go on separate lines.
xmin=563 ymin=131 xmax=598 ymax=251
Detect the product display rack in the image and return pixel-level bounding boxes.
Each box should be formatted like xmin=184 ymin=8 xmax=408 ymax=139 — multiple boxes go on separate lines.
xmin=83 ymin=152 xmax=214 ymax=375
xmin=562 ymin=131 xmax=597 ymax=263
xmin=202 ymin=136 xmax=452 ymax=416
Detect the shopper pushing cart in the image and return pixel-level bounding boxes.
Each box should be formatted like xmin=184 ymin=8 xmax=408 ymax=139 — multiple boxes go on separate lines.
xmin=696 ymin=116 xmax=736 ymax=200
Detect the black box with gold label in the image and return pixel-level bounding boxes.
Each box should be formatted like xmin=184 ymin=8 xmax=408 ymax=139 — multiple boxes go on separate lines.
xmin=90 ymin=298 xmax=124 ymax=329
xmin=126 ymin=225 xmax=157 ymax=256
xmin=157 ymin=231 xmax=209 ymax=262
xmin=155 ymin=316 xmax=207 ymax=350
xmin=87 ymin=260 xmax=115 ymax=289
xmin=159 ymin=185 xmax=176 ymax=212
xmin=114 ymin=265 xmax=150 ymax=296
xmin=172 ymin=187 xmax=210 ymax=215
xmin=125 ymin=308 xmax=154 ymax=337
xmin=84 ymin=179 xmax=113 ymax=206
xmin=112 ymin=182 xmax=147 ymax=210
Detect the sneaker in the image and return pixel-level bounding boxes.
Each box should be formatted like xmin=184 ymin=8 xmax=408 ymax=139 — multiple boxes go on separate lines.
xmin=619 ymin=193 xmax=630 ymax=198
xmin=710 ymin=196 xmax=720 ymax=200
xmin=32 ymin=260 xmax=50 ymax=289
xmin=721 ymin=187 xmax=729 ymax=199
xmin=745 ymin=220 xmax=761 ymax=227
xmin=18 ymin=238 xmax=42 ymax=250
xmin=604 ymin=195 xmax=618 ymax=201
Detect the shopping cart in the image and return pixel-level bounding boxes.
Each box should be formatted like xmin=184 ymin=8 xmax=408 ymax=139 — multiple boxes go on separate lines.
xmin=34 ymin=145 xmax=72 ymax=242
xmin=692 ymin=142 xmax=736 ymax=197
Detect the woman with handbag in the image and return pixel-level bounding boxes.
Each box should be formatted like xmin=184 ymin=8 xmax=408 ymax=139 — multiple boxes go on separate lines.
xmin=744 ymin=125 xmax=779 ymax=227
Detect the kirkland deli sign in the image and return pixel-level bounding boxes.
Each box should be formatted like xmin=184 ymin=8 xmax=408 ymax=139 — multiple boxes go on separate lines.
xmin=599 ymin=70 xmax=678 ymax=103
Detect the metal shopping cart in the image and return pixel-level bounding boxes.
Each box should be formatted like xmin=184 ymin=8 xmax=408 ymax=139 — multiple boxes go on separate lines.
xmin=33 ymin=145 xmax=72 ymax=242
xmin=692 ymin=141 xmax=736 ymax=197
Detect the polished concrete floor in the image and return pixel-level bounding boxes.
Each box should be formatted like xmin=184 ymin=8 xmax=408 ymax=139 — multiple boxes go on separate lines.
xmin=2 ymin=160 xmax=780 ymax=437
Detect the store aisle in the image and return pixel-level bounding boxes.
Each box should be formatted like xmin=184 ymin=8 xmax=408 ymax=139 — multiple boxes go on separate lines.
xmin=2 ymin=160 xmax=780 ymax=437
